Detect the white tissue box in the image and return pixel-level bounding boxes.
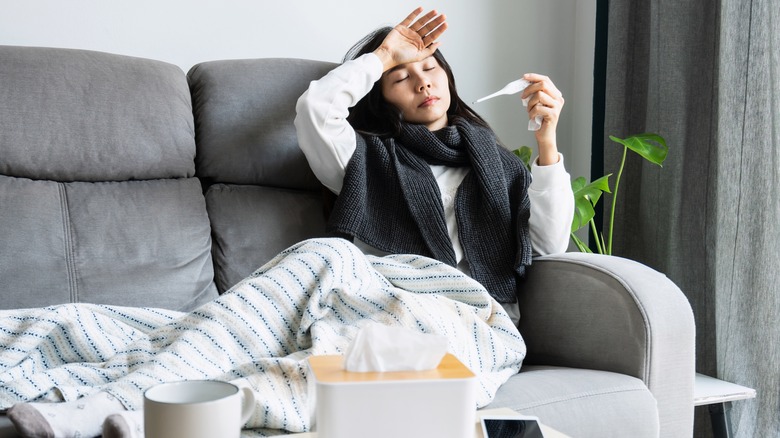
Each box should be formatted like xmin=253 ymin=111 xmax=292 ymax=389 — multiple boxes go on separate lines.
xmin=309 ymin=353 xmax=476 ymax=438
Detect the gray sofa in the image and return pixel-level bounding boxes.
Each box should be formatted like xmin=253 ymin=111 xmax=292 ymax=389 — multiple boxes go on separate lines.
xmin=0 ymin=45 xmax=695 ymax=437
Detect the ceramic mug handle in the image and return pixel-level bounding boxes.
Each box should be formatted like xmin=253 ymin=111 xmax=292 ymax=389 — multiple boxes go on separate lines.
xmin=239 ymin=387 xmax=256 ymax=426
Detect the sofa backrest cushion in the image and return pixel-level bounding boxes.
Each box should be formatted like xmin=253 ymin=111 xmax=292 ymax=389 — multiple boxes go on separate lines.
xmin=0 ymin=46 xmax=196 ymax=182
xmin=188 ymin=58 xmax=337 ymax=292
xmin=188 ymin=58 xmax=336 ymax=189
xmin=0 ymin=46 xmax=218 ymax=310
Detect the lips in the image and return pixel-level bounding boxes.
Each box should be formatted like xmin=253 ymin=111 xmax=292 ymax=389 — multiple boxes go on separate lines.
xmin=419 ymin=96 xmax=439 ymax=108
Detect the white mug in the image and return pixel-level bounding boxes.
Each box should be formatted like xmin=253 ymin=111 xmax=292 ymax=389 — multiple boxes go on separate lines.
xmin=144 ymin=380 xmax=255 ymax=438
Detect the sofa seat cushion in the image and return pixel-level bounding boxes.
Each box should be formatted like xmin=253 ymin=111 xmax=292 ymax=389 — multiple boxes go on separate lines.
xmin=0 ymin=175 xmax=217 ymax=311
xmin=488 ymin=365 xmax=659 ymax=437
xmin=205 ymin=184 xmax=328 ymax=293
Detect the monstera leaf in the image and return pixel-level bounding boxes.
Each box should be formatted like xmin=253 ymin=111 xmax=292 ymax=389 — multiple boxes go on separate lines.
xmin=571 ymin=174 xmax=612 ymax=232
xmin=609 ymin=133 xmax=668 ymax=166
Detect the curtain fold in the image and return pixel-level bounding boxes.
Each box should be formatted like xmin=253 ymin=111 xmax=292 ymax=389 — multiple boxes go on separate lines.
xmin=602 ymin=0 xmax=779 ymax=436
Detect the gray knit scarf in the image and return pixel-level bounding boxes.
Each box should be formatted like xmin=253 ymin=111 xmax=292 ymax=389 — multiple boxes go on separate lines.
xmin=327 ymin=117 xmax=532 ymax=303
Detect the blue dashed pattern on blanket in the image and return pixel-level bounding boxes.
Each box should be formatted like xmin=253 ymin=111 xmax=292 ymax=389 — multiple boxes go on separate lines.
xmin=0 ymin=238 xmax=525 ymax=435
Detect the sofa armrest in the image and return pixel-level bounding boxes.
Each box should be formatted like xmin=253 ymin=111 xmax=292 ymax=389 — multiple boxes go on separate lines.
xmin=517 ymin=252 xmax=695 ymax=437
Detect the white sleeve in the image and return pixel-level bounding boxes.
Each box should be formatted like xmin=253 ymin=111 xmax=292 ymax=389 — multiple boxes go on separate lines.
xmin=294 ymin=53 xmax=384 ymax=194
xmin=528 ymin=154 xmax=574 ymax=255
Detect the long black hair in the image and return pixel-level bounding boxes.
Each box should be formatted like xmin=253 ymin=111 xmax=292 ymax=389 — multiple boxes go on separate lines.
xmin=343 ymin=27 xmax=490 ymax=137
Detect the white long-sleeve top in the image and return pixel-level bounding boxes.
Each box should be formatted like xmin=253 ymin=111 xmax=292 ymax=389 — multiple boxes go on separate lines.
xmin=294 ymin=53 xmax=573 ymax=267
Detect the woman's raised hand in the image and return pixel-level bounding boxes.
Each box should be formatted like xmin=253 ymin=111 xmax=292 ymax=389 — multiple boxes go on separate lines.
xmin=375 ymin=7 xmax=448 ymax=72
xmin=521 ymin=73 xmax=565 ymax=166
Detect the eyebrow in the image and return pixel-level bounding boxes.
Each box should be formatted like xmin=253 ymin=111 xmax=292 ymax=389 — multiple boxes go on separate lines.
xmin=385 ymin=56 xmax=435 ymax=75
xmin=386 ymin=64 xmax=407 ymax=75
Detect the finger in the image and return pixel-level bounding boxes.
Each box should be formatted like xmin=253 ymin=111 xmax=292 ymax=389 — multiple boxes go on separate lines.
xmin=417 ymin=13 xmax=446 ymax=36
xmin=411 ymin=9 xmax=440 ymax=31
xmin=530 ymin=97 xmax=563 ymax=127
xmin=399 ymin=6 xmax=424 ymax=27
xmin=543 ymin=81 xmax=563 ymax=99
xmin=533 ymin=94 xmax=545 ymax=111
xmin=408 ymin=11 xmax=435 ymax=33
xmin=523 ymin=73 xmax=550 ymax=83
xmin=520 ymin=79 xmax=541 ymax=100
xmin=521 ymin=73 xmax=563 ymax=100
xmin=422 ymin=21 xmax=448 ymax=46
xmin=532 ymin=91 xmax=553 ymax=110
xmin=420 ymin=41 xmax=442 ymax=58
xmin=538 ymin=93 xmax=565 ymax=113
xmin=529 ymin=106 xmax=558 ymax=127
xmin=523 ymin=82 xmax=563 ymax=103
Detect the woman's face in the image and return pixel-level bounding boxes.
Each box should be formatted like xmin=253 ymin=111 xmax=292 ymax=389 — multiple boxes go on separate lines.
xmin=380 ymin=56 xmax=451 ymax=131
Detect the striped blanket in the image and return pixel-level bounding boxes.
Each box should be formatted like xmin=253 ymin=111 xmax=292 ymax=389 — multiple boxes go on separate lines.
xmin=0 ymin=238 xmax=525 ymax=435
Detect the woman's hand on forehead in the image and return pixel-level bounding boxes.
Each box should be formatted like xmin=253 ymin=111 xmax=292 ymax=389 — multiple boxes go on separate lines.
xmin=374 ymin=7 xmax=448 ymax=72
xmin=403 ymin=7 xmax=447 ymax=47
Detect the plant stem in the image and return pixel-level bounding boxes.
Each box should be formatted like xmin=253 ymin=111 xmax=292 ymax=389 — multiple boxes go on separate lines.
xmin=570 ymin=233 xmax=591 ymax=253
xmin=589 ymin=218 xmax=605 ymax=254
xmin=607 ymin=146 xmax=628 ymax=255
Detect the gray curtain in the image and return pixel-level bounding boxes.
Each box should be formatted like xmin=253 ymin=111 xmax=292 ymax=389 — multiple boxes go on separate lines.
xmin=602 ymin=0 xmax=779 ymax=437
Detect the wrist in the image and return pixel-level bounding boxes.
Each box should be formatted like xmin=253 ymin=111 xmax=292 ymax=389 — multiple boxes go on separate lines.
xmin=536 ymin=140 xmax=559 ymax=166
xmin=373 ymin=47 xmax=396 ymax=72
xmin=536 ymin=153 xmax=560 ymax=166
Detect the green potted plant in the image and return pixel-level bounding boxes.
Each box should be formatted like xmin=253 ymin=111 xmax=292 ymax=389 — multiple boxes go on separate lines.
xmin=514 ymin=133 xmax=668 ymax=254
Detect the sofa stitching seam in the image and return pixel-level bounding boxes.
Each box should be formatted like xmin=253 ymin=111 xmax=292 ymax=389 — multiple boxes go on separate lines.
xmin=58 ymin=183 xmax=79 ymax=302
xmin=509 ymin=385 xmax=649 ymax=410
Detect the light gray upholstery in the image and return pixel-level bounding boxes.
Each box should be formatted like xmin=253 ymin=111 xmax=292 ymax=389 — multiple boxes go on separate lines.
xmin=507 ymin=252 xmax=696 ymax=437
xmin=0 ymin=45 xmax=218 ymax=311
xmin=0 ymin=176 xmax=216 ymax=310
xmin=490 ymin=366 xmax=659 ymax=437
xmin=0 ymin=47 xmax=695 ymax=437
xmin=0 ymin=46 xmax=195 ymax=182
xmin=482 ymin=253 xmax=695 ymax=437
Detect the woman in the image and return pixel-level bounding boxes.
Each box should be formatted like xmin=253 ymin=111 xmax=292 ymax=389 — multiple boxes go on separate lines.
xmin=295 ymin=7 xmax=573 ymax=323
xmin=3 ymin=8 xmax=571 ymax=437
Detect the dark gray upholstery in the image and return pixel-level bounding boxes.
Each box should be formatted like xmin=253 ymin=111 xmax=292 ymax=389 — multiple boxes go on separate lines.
xmin=188 ymin=58 xmax=335 ymax=189
xmin=204 ymin=184 xmax=327 ymax=292
xmin=0 ymin=46 xmax=695 ymax=437
xmin=188 ymin=58 xmax=336 ymax=291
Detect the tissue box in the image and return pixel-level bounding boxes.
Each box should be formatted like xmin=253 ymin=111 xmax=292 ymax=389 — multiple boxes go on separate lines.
xmin=309 ymin=353 xmax=476 ymax=438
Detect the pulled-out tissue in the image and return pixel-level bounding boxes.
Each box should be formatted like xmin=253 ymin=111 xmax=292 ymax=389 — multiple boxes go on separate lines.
xmin=343 ymin=323 xmax=448 ymax=372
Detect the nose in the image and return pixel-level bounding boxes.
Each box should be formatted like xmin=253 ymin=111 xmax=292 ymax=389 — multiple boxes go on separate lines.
xmin=416 ymin=75 xmax=432 ymax=92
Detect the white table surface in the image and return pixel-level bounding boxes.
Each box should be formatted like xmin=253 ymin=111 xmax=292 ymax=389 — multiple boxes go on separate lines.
xmin=694 ymin=373 xmax=757 ymax=406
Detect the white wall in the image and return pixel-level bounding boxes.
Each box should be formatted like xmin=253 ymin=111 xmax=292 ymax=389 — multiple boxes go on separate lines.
xmin=0 ymin=0 xmax=594 ymax=181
